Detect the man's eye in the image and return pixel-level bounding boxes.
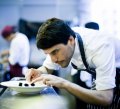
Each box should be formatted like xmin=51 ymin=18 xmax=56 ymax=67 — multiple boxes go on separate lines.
xmin=51 ymin=49 xmax=59 ymax=55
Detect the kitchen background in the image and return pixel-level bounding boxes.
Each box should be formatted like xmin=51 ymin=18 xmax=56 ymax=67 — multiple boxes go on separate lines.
xmin=0 ymin=0 xmax=120 ymax=108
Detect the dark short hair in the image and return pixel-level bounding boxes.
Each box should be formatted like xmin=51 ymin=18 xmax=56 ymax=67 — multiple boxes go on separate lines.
xmin=36 ymin=18 xmax=76 ymax=49
xmin=1 ymin=26 xmax=16 ymax=38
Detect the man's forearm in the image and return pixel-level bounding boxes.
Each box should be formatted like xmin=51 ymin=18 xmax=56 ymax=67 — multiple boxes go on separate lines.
xmin=63 ymin=81 xmax=113 ymax=106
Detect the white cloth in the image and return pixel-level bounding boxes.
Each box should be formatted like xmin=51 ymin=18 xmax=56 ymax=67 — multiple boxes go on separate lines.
xmin=42 ymin=27 xmax=120 ymax=90
xmin=8 ymin=32 xmax=30 ymax=75
xmin=71 ymin=68 xmax=92 ymax=88
xmin=80 ymin=71 xmax=92 ymax=87
xmin=43 ymin=54 xmax=60 ymax=70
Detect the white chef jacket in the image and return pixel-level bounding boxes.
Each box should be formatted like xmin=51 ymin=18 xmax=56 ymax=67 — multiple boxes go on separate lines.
xmin=43 ymin=27 xmax=120 ymax=90
xmin=8 ymin=32 xmax=30 ymax=75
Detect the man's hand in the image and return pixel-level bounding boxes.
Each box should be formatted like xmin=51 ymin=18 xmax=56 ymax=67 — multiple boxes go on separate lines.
xmin=0 ymin=57 xmax=9 ymax=64
xmin=30 ymin=74 xmax=68 ymax=88
xmin=0 ymin=50 xmax=9 ymax=58
xmin=25 ymin=68 xmax=41 ymax=83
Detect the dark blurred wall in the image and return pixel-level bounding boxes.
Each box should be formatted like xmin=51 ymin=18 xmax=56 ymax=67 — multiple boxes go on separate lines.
xmin=0 ymin=0 xmax=84 ymax=30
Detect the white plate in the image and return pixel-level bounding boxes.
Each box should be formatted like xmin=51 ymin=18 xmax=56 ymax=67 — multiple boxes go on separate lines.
xmin=0 ymin=80 xmax=47 ymax=94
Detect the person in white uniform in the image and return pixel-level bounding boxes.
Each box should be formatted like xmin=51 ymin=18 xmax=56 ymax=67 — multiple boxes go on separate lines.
xmin=0 ymin=26 xmax=30 ymax=80
xmin=25 ymin=18 xmax=120 ymax=109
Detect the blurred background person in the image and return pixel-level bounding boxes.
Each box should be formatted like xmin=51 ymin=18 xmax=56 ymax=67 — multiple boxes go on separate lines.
xmin=0 ymin=25 xmax=30 ymax=81
xmin=85 ymin=22 xmax=99 ymax=30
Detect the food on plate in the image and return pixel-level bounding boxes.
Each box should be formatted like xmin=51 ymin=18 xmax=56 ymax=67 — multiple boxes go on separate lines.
xmin=18 ymin=82 xmax=35 ymax=87
xmin=24 ymin=83 xmax=29 ymax=87
xmin=19 ymin=82 xmax=22 ymax=86
xmin=31 ymin=83 xmax=35 ymax=86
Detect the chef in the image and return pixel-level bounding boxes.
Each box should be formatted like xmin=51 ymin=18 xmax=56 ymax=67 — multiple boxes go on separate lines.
xmin=0 ymin=25 xmax=30 ymax=80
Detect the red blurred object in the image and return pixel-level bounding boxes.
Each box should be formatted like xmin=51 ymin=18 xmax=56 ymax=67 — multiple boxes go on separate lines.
xmin=1 ymin=26 xmax=15 ymax=38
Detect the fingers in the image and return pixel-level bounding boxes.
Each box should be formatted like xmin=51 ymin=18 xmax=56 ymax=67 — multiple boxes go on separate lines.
xmin=25 ymin=68 xmax=40 ymax=83
xmin=30 ymin=74 xmax=52 ymax=86
xmin=30 ymin=68 xmax=40 ymax=81
xmin=30 ymin=76 xmax=43 ymax=84
xmin=30 ymin=74 xmax=65 ymax=88
xmin=44 ymin=80 xmax=53 ymax=87
xmin=25 ymin=69 xmax=32 ymax=82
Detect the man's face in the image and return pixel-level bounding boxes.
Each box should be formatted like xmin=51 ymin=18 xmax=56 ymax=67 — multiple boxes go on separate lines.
xmin=43 ymin=36 xmax=75 ymax=68
xmin=5 ymin=34 xmax=12 ymax=42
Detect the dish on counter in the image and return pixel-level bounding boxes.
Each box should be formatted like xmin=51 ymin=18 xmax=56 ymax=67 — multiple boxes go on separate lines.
xmin=0 ymin=80 xmax=47 ymax=94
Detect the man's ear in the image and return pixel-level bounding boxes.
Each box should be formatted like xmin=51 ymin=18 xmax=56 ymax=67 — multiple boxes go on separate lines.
xmin=67 ymin=36 xmax=75 ymax=45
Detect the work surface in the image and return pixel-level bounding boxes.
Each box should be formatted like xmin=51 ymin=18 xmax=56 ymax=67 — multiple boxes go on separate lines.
xmin=0 ymin=87 xmax=68 ymax=109
xmin=0 ymin=89 xmax=43 ymax=109
xmin=0 ymin=76 xmax=67 ymax=109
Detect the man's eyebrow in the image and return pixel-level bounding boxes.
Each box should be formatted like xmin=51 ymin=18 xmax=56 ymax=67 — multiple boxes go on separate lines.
xmin=50 ymin=48 xmax=59 ymax=54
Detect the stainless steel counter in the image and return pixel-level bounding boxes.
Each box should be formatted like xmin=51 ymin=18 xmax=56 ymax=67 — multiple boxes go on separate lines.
xmin=0 ymin=88 xmax=44 ymax=109
xmin=0 ymin=86 xmax=68 ymax=109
